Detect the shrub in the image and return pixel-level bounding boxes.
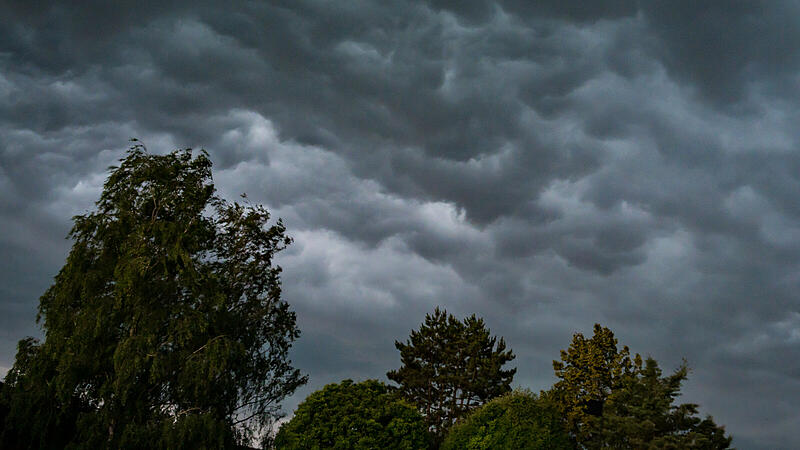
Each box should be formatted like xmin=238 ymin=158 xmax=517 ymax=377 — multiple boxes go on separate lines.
xmin=442 ymin=389 xmax=572 ymax=450
xmin=275 ymin=379 xmax=430 ymax=449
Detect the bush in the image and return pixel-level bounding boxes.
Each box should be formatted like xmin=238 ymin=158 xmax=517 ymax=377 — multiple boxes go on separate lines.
xmin=442 ymin=390 xmax=572 ymax=450
xmin=274 ymin=379 xmax=430 ymax=449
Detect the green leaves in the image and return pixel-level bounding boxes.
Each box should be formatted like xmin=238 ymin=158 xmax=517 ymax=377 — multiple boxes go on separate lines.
xmin=1 ymin=144 xmax=306 ymax=449
xmin=549 ymin=323 xmax=635 ymax=443
xmin=274 ymin=379 xmax=430 ymax=450
xmin=547 ymin=324 xmax=732 ymax=449
xmin=442 ymin=390 xmax=572 ymax=450
xmin=387 ymin=307 xmax=516 ymax=444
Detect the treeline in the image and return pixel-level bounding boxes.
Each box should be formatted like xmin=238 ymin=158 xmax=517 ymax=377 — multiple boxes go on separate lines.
xmin=0 ymin=146 xmax=731 ymax=449
xmin=275 ymin=311 xmax=732 ymax=449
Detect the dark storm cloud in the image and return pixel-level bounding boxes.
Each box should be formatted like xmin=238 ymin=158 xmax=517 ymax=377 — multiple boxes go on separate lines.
xmin=2 ymin=1 xmax=800 ymax=447
xmin=641 ymin=0 xmax=800 ymax=106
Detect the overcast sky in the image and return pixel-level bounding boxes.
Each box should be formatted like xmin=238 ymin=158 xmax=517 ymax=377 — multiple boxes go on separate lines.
xmin=2 ymin=1 xmax=800 ymax=447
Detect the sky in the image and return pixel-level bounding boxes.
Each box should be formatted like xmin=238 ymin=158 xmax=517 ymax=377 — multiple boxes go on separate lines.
xmin=1 ymin=1 xmax=800 ymax=447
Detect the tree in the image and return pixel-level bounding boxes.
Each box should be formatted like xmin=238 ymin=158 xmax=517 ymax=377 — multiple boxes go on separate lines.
xmin=547 ymin=323 xmax=636 ymax=445
xmin=274 ymin=379 xmax=430 ymax=449
xmin=441 ymin=389 xmax=572 ymax=450
xmin=1 ymin=143 xmax=307 ymax=449
xmin=1 ymin=337 xmax=89 ymax=449
xmin=599 ymin=358 xmax=732 ymax=449
xmin=387 ymin=308 xmax=516 ymax=445
xmin=547 ymin=324 xmax=732 ymax=449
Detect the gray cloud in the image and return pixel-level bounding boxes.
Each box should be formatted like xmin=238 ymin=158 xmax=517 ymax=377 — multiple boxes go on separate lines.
xmin=2 ymin=1 xmax=800 ymax=447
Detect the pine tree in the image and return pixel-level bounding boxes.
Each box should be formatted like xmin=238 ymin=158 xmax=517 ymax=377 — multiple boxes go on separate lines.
xmin=387 ymin=308 xmax=515 ymax=445
xmin=601 ymin=357 xmax=732 ymax=449
xmin=547 ymin=324 xmax=731 ymax=449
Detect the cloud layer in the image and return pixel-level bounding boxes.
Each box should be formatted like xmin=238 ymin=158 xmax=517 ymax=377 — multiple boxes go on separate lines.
xmin=2 ymin=1 xmax=800 ymax=447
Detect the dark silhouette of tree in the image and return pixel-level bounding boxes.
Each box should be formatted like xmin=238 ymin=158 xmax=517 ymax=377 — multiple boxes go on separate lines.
xmin=387 ymin=308 xmax=515 ymax=445
xmin=0 ymin=143 xmax=306 ymax=449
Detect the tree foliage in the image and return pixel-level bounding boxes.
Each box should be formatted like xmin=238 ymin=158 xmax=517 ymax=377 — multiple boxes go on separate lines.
xmin=548 ymin=323 xmax=636 ymax=443
xmin=547 ymin=324 xmax=732 ymax=449
xmin=600 ymin=357 xmax=732 ymax=449
xmin=1 ymin=337 xmax=88 ymax=449
xmin=441 ymin=389 xmax=572 ymax=450
xmin=274 ymin=379 xmax=430 ymax=450
xmin=387 ymin=308 xmax=516 ymax=444
xmin=0 ymin=144 xmax=306 ymax=449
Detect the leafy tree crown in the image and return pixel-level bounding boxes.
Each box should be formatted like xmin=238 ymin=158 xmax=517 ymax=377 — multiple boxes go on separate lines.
xmin=441 ymin=389 xmax=572 ymax=450
xmin=2 ymin=143 xmax=307 ymax=449
xmin=274 ymin=379 xmax=430 ymax=450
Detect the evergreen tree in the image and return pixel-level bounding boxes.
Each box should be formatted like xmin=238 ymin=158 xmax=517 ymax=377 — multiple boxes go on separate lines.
xmin=387 ymin=308 xmax=515 ymax=445
xmin=1 ymin=143 xmax=307 ymax=449
xmin=600 ymin=357 xmax=732 ymax=449
xmin=547 ymin=324 xmax=731 ymax=449
xmin=547 ymin=323 xmax=636 ymax=445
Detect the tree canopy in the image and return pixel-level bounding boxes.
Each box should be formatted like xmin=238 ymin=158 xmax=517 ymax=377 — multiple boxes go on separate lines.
xmin=599 ymin=357 xmax=732 ymax=449
xmin=441 ymin=389 xmax=572 ymax=450
xmin=0 ymin=144 xmax=306 ymax=449
xmin=546 ymin=324 xmax=732 ymax=449
xmin=548 ymin=323 xmax=636 ymax=443
xmin=274 ymin=379 xmax=429 ymax=450
xmin=387 ymin=307 xmax=516 ymax=444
